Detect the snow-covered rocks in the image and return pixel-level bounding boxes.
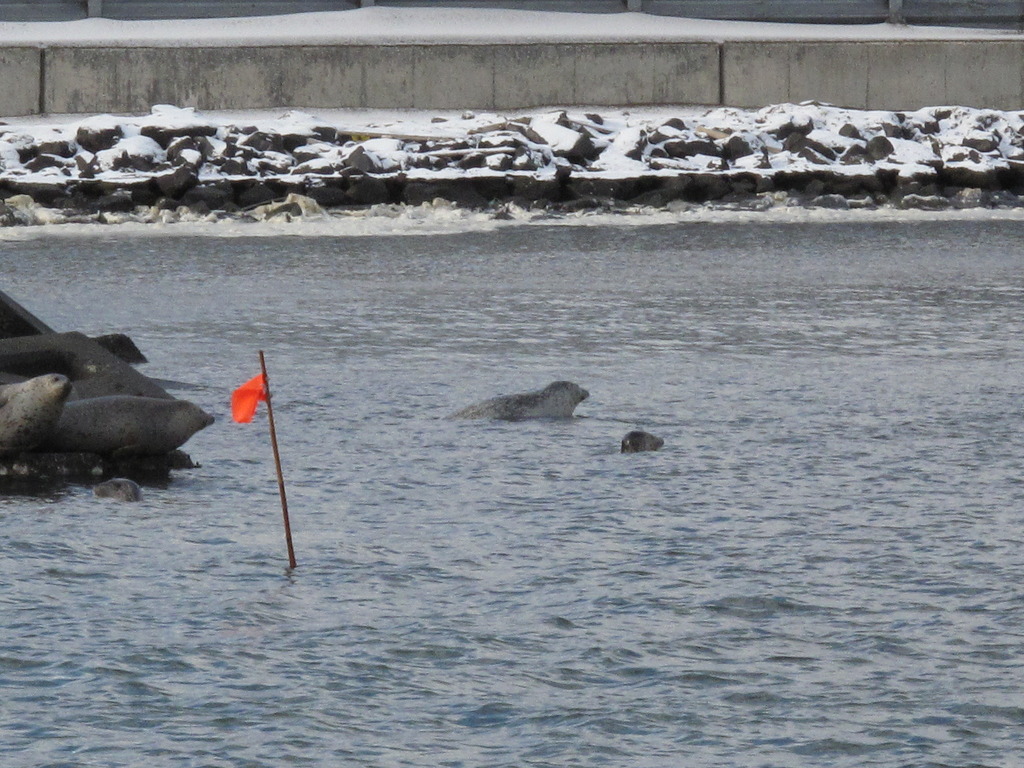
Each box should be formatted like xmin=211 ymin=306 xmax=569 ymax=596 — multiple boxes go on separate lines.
xmin=2 ymin=102 xmax=1024 ymax=226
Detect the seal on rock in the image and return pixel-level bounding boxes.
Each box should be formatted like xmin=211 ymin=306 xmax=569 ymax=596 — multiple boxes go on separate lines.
xmin=93 ymin=477 xmax=143 ymax=502
xmin=621 ymin=430 xmax=664 ymax=453
xmin=0 ymin=373 xmax=73 ymax=455
xmin=449 ymin=380 xmax=589 ymax=420
xmin=44 ymin=395 xmax=215 ymax=457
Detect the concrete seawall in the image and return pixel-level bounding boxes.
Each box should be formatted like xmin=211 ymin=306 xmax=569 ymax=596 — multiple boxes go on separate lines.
xmin=3 ymin=38 xmax=1024 ymax=116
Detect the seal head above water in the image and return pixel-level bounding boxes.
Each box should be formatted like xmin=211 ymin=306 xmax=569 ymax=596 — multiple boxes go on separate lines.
xmin=449 ymin=380 xmax=589 ymax=421
xmin=44 ymin=395 xmax=215 ymax=457
xmin=93 ymin=477 xmax=143 ymax=502
xmin=621 ymin=430 xmax=664 ymax=453
xmin=0 ymin=373 xmax=72 ymax=455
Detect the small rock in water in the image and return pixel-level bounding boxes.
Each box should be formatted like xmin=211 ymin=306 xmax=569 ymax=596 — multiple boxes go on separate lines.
xmin=621 ymin=430 xmax=664 ymax=453
xmin=93 ymin=477 xmax=143 ymax=502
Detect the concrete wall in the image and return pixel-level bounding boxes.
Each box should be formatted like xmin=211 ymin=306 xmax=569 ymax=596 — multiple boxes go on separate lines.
xmin=722 ymin=40 xmax=1024 ymax=110
xmin=40 ymin=43 xmax=720 ymax=113
xmin=0 ymin=48 xmax=41 ymax=116
xmin=2 ymin=39 xmax=1023 ymax=116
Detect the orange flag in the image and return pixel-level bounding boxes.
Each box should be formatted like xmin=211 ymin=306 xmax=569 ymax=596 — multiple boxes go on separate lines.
xmin=232 ymin=373 xmax=267 ymax=423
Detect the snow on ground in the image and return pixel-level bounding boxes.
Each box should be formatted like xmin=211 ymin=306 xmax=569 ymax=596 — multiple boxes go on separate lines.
xmin=0 ymin=8 xmax=1020 ymax=47
xmin=4 ymin=100 xmax=1024 ymax=234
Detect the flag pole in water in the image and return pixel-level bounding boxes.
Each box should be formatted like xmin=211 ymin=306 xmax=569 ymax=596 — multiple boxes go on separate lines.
xmin=232 ymin=351 xmax=297 ymax=570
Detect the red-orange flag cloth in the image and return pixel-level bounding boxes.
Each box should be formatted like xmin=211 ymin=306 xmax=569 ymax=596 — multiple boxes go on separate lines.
xmin=232 ymin=373 xmax=267 ymax=423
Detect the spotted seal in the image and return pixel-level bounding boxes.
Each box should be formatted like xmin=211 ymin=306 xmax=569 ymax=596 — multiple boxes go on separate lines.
xmin=0 ymin=373 xmax=73 ymax=455
xmin=44 ymin=395 xmax=214 ymax=457
xmin=621 ymin=430 xmax=664 ymax=453
xmin=449 ymin=380 xmax=589 ymax=420
xmin=93 ymin=477 xmax=143 ymax=502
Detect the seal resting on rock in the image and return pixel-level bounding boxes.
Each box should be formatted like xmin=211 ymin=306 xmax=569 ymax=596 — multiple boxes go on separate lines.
xmin=93 ymin=477 xmax=143 ymax=502
xmin=0 ymin=373 xmax=73 ymax=455
xmin=44 ymin=395 xmax=214 ymax=457
xmin=449 ymin=380 xmax=589 ymax=420
xmin=621 ymin=430 xmax=664 ymax=453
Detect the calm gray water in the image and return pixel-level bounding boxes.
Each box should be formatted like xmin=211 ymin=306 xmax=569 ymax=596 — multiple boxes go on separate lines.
xmin=2 ymin=217 xmax=1024 ymax=767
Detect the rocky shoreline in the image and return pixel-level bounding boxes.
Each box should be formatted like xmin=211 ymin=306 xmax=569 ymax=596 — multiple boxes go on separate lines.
xmin=2 ymin=102 xmax=1024 ymax=225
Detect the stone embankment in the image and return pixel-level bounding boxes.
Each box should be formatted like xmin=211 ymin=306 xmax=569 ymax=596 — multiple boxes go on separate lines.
xmin=2 ymin=102 xmax=1024 ymax=225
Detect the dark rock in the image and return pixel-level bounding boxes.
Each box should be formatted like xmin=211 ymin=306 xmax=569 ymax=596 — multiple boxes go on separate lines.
xmin=771 ymin=116 xmax=814 ymax=141
xmin=722 ymin=134 xmax=755 ymax=160
xmin=470 ymin=176 xmax=511 ymax=203
xmin=838 ymin=123 xmax=862 ymax=140
xmin=511 ymin=175 xmax=563 ymax=202
xmin=165 ymin=136 xmax=206 ymax=165
xmin=865 ymin=135 xmax=895 ymax=161
xmin=403 ymin=179 xmax=489 ymax=208
xmin=662 ymin=138 xmax=720 ymax=159
xmin=962 ymin=134 xmax=999 ymax=153
xmin=76 ymin=124 xmax=122 ymax=153
xmin=217 ymin=157 xmax=253 ymax=176
xmin=238 ymin=131 xmax=284 ymax=154
xmin=91 ymin=333 xmax=147 ymax=364
xmin=282 ymin=132 xmax=313 ymax=152
xmin=24 ymin=154 xmax=69 ymax=172
xmin=76 ymin=155 xmax=100 ymax=179
xmin=0 ymin=290 xmax=54 ymax=338
xmin=5 ymin=181 xmax=72 ymax=207
xmin=180 ymin=181 xmax=233 ymax=209
xmin=154 ymin=165 xmax=198 ymax=198
xmin=91 ymin=190 xmax=136 ymax=213
xmin=35 ymin=139 xmax=76 ymax=158
xmin=796 ymin=146 xmax=830 ymax=165
xmin=938 ymin=165 xmax=999 ymax=189
xmin=344 ymin=145 xmax=379 ymax=173
xmin=292 ymin=144 xmax=327 ymax=163
xmin=687 ymin=173 xmax=732 ymax=201
xmin=659 ymin=117 xmax=688 ymax=132
xmin=483 ymin=153 xmax=514 ymax=172
xmin=311 ymin=126 xmax=339 ymax=143
xmin=346 ymin=174 xmax=390 ymax=205
xmin=303 ymin=183 xmax=349 ymax=208
xmin=567 ymin=177 xmax=641 ymax=200
xmin=841 ymin=144 xmax=869 ymax=164
xmin=627 ymin=176 xmax=692 ymax=207
xmin=236 ymin=181 xmax=278 ymax=208
xmin=109 ymin=151 xmax=156 ymax=173
xmin=139 ymin=122 xmax=217 ymax=147
xmin=0 ymin=449 xmax=196 ymax=484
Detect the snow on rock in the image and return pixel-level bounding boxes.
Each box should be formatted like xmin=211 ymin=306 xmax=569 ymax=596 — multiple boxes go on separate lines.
xmin=2 ymin=101 xmax=1024 ymax=227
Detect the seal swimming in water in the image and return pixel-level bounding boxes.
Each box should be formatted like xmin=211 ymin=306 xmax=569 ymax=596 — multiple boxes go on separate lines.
xmin=449 ymin=380 xmax=589 ymax=420
xmin=0 ymin=373 xmax=72 ymax=455
xmin=43 ymin=395 xmax=214 ymax=457
xmin=621 ymin=430 xmax=664 ymax=453
xmin=93 ymin=477 xmax=143 ymax=502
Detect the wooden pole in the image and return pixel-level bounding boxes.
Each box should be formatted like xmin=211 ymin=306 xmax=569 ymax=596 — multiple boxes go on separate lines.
xmin=259 ymin=350 xmax=296 ymax=570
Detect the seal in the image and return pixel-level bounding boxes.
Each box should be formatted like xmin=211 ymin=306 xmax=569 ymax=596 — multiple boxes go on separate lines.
xmin=449 ymin=380 xmax=589 ymax=420
xmin=44 ymin=395 xmax=215 ymax=457
xmin=621 ymin=430 xmax=664 ymax=453
xmin=0 ymin=373 xmax=72 ymax=455
xmin=93 ymin=477 xmax=143 ymax=502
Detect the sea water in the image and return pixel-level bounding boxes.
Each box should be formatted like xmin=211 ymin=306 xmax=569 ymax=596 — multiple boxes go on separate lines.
xmin=1 ymin=214 xmax=1023 ymax=767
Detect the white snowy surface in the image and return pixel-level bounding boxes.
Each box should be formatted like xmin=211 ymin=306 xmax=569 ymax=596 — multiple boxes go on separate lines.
xmin=0 ymin=8 xmax=1020 ymax=47
xmin=2 ymin=102 xmax=1022 ymax=182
